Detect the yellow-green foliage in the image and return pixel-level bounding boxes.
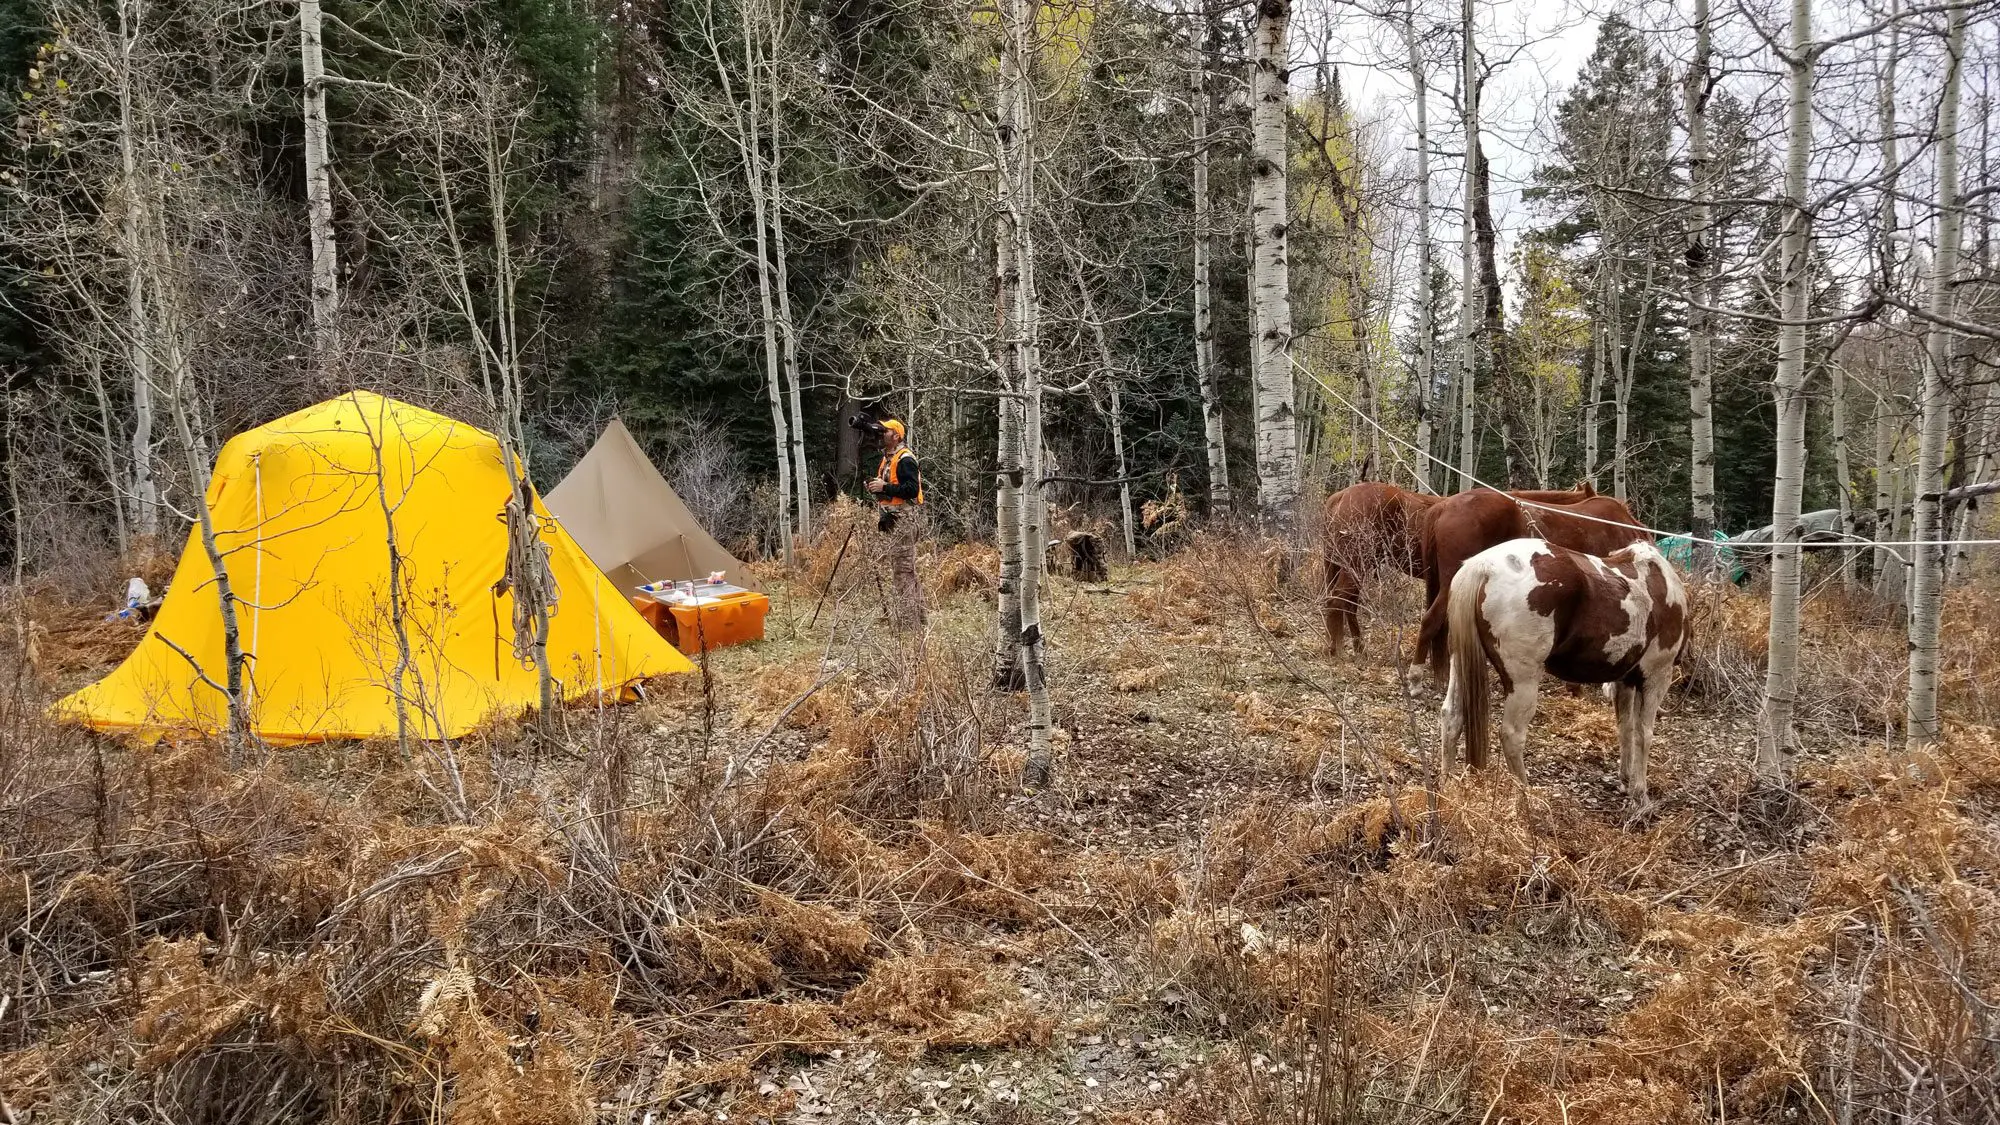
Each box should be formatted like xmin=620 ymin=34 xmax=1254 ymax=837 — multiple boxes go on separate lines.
xmin=1289 ymin=78 xmax=1396 ymax=477
xmin=1514 ymin=246 xmax=1587 ymax=402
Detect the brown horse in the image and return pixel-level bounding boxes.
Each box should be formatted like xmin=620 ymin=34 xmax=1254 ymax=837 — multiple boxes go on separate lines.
xmin=1415 ymin=488 xmax=1646 ymax=676
xmin=1321 ymin=482 xmax=1599 ymax=657
xmin=1320 ymin=483 xmax=1436 ymax=656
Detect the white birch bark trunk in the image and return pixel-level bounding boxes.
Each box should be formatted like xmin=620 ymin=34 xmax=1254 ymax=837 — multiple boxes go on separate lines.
xmin=751 ymin=229 xmax=794 ymax=566
xmin=994 ymin=388 xmax=1024 ymax=689
xmin=1070 ymin=252 xmax=1137 ymax=557
xmin=1872 ymin=3 xmax=1903 ymax=594
xmin=1685 ymin=0 xmax=1717 ymax=553
xmin=1877 ymin=0 xmax=1901 ymax=302
xmin=764 ymin=13 xmax=811 ymax=542
xmin=301 ymin=0 xmax=338 ymax=370
xmin=1249 ymin=0 xmax=1299 ymax=524
xmin=1608 ymin=266 xmax=1628 ymax=500
xmin=1756 ymin=0 xmax=1815 ymax=779
xmin=1585 ymin=271 xmax=1604 ymax=487
xmin=1947 ymin=63 xmax=1998 ymax=589
xmin=117 ymin=0 xmax=158 ymax=542
xmin=1983 ymin=60 xmax=1994 ymax=270
xmin=726 ymin=16 xmax=796 ymax=567
xmin=1440 ymin=351 xmax=1460 ymax=470
xmin=991 ymin=2 xmax=1027 ymax=691
xmin=156 ymin=294 xmax=250 ymax=745
xmin=1108 ymin=378 xmax=1135 ymax=557
xmin=1901 ymin=460 xmax=1917 ymax=607
xmin=1190 ymin=23 xmax=1231 ymax=516
xmin=1612 ymin=273 xmax=1653 ymax=504
xmin=1907 ymin=1 xmax=1965 ymax=746
xmin=1534 ymin=379 xmax=1554 ymax=488
xmin=1454 ymin=0 xmax=1479 ymax=492
xmin=1407 ymin=0 xmax=1435 ymax=492
xmin=1001 ymin=0 xmax=1054 ymax=786
xmin=1611 ymin=334 xmax=1628 ymax=500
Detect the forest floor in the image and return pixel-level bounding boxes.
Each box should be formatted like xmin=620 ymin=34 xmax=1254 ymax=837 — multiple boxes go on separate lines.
xmin=2 ymin=510 xmax=1997 ymax=1124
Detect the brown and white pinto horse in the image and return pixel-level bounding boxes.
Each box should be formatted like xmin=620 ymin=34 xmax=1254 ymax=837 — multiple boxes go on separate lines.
xmin=1415 ymin=488 xmax=1645 ymax=676
xmin=1439 ymin=538 xmax=1689 ymax=807
xmin=1321 ymin=482 xmax=1599 ymax=658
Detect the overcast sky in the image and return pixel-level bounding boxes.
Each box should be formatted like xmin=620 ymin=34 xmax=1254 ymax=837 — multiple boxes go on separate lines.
xmin=1284 ymin=0 xmax=1991 ymax=285
xmin=1281 ymin=0 xmax=1611 ymax=296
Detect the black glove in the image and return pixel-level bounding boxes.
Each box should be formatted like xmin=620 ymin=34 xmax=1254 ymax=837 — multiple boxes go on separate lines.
xmin=877 ymin=509 xmax=899 ymax=534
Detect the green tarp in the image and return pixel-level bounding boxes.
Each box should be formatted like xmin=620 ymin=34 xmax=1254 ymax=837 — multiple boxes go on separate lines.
xmin=1656 ymin=531 xmax=1743 ymax=582
xmin=1658 ymin=510 xmax=1850 ymax=585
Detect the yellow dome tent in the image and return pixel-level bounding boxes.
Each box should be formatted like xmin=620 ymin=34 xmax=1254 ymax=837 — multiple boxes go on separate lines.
xmin=54 ymin=392 xmax=693 ymax=743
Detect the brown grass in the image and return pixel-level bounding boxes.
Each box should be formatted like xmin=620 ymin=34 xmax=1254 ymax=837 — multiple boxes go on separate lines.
xmin=929 ymin=541 xmax=1000 ymax=600
xmin=5 ymin=537 xmax=1999 ymax=1124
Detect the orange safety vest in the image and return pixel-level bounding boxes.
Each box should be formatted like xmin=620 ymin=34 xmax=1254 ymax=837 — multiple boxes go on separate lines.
xmin=875 ymin=447 xmax=924 ymax=507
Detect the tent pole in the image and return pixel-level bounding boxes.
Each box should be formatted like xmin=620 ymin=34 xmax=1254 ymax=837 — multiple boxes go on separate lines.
xmin=810 ymin=526 xmax=857 ymax=627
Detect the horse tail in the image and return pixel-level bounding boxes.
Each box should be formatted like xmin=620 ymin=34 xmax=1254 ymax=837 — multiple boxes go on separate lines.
xmin=1449 ymin=568 xmax=1492 ymax=769
xmin=1415 ymin=517 xmax=1444 ymax=669
xmin=1418 ymin=592 xmax=1449 ymax=679
xmin=1322 ymin=537 xmax=1348 ymax=652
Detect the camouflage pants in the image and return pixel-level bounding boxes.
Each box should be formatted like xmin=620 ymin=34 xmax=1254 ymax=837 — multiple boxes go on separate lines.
xmin=878 ymin=507 xmax=927 ymax=633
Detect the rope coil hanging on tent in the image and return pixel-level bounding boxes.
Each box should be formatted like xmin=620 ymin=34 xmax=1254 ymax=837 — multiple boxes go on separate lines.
xmin=500 ymin=479 xmax=561 ymax=668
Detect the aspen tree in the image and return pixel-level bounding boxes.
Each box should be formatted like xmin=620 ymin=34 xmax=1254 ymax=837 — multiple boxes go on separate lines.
xmin=1873 ymin=2 xmax=1905 ymax=596
xmin=1756 ymin=0 xmax=1817 ymax=778
xmin=1908 ymin=1 xmax=1968 ymax=745
xmin=1405 ymin=0 xmax=1435 ymax=491
xmin=117 ymin=0 xmax=159 ymax=541
xmin=1249 ymin=0 xmax=1300 ymax=522
xmin=1455 ymin=0 xmax=1479 ymax=492
xmin=1684 ymin=0 xmax=1717 ymax=556
xmin=301 ymin=0 xmax=338 ymax=371
xmin=1190 ymin=16 xmax=1232 ymax=514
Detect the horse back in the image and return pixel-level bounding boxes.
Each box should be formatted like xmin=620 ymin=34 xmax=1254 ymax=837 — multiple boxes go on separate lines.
xmin=1430 ymin=491 xmax=1532 ymax=562
xmin=1536 ymin=496 xmax=1645 ymax=556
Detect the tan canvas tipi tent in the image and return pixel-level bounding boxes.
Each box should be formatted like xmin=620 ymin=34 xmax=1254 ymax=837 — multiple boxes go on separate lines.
xmin=545 ymin=419 xmax=759 ymax=592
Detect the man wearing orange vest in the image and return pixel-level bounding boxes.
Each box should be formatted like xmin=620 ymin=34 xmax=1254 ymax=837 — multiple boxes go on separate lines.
xmin=865 ymin=418 xmax=926 ymax=631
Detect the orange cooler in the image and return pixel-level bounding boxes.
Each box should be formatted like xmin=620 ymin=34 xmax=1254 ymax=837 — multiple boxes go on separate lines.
xmin=666 ymin=591 xmax=768 ymax=653
xmin=634 ymin=581 xmax=768 ymax=654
